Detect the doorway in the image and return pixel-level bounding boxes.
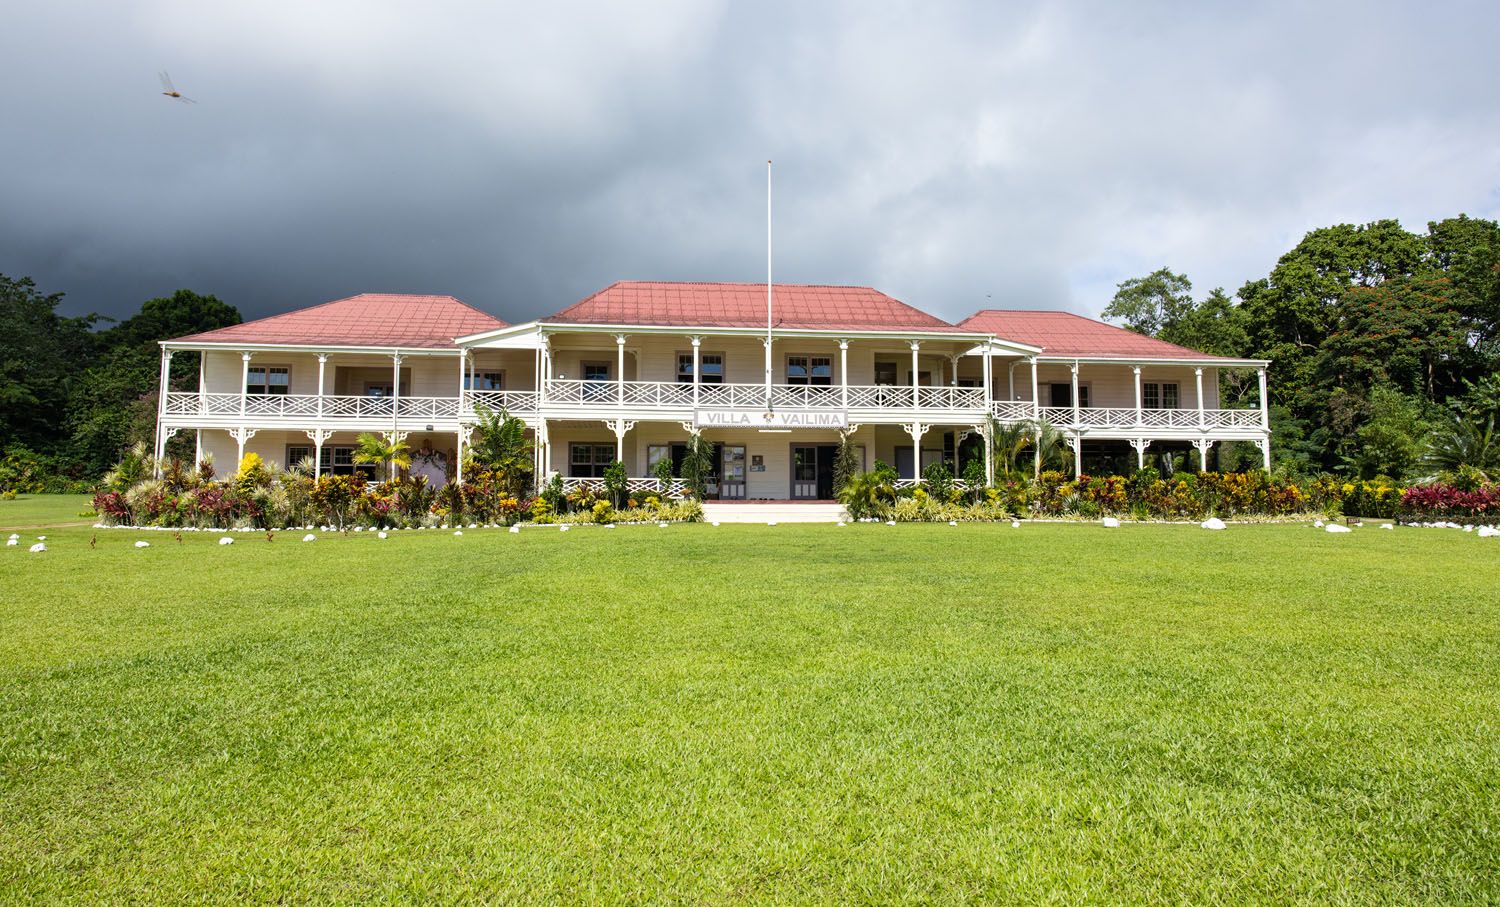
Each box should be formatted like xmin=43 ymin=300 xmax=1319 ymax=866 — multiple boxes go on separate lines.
xmin=791 ymin=444 xmax=838 ymax=499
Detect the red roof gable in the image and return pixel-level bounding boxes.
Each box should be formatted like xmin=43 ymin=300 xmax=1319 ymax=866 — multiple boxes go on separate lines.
xmin=547 ymin=281 xmax=970 ymax=332
xmin=171 ymin=294 xmax=506 ymax=349
xmin=959 ymin=310 xmax=1234 ymax=360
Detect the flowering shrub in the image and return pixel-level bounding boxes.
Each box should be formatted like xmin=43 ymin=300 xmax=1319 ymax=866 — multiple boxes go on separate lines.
xmin=1400 ymin=483 xmax=1500 ymax=523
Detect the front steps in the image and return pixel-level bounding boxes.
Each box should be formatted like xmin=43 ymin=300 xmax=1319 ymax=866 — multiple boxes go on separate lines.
xmin=701 ymin=502 xmax=849 ymax=524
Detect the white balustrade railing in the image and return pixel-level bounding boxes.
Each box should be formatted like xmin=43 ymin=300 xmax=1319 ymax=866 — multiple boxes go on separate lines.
xmin=162 ymin=388 xmax=1266 ymax=433
xmin=1034 ymin=405 xmax=1265 ymax=431
xmin=465 ymin=390 xmax=540 ymax=415
xmin=558 ymin=476 xmax=688 ymax=497
xmin=163 ymin=391 xmax=539 ymax=421
xmin=990 ymin=400 xmax=1035 ymax=422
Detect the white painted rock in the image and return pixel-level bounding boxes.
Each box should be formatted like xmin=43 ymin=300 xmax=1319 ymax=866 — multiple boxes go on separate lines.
xmin=1011 ymin=521 xmax=1020 ymax=528
xmin=768 ymin=521 xmax=779 ymax=526
xmin=948 ymin=520 xmax=958 ymax=527
xmin=378 ymin=531 xmax=388 ymax=539
xmin=710 ymin=521 xmax=720 ymax=527
xmin=836 ymin=522 xmax=845 ymax=527
xmin=1325 ymin=524 xmax=1353 ymax=533
xmin=605 ymin=523 xmax=616 ymax=529
xmin=468 ymin=523 xmax=477 ymax=529
xmin=885 ymin=520 xmax=895 ymax=526
xmin=5 ymin=539 xmax=15 ymax=547
xmin=1314 ymin=520 xmax=1324 ymax=528
xmin=37 ymin=535 xmax=46 ymax=541
xmin=29 ymin=543 xmax=46 ymax=553
xmin=453 ymin=530 xmax=463 ymax=536
xmin=7 ymin=533 xmax=18 ymax=540
xmin=559 ymin=525 xmax=570 ymax=532
xmin=1380 ymin=523 xmax=1393 ymax=530
xmin=302 ymin=534 xmax=316 ymax=542
xmin=1464 ymin=525 xmax=1474 ymax=533
xmin=218 ymin=536 xmax=234 ymax=545
xmin=658 ymin=522 xmax=668 ymax=528
xmin=134 ymin=540 xmax=150 ymax=548
xmin=508 ymin=525 xmax=520 ymax=534
xmin=1478 ymin=526 xmax=1500 ymax=538
xmin=1101 ymin=517 xmax=1121 ymax=528
xmin=1201 ymin=518 xmax=1227 ymax=531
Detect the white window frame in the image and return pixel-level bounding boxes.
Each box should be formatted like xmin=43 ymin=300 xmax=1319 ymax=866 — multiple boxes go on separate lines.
xmin=246 ymin=365 xmax=290 ymax=395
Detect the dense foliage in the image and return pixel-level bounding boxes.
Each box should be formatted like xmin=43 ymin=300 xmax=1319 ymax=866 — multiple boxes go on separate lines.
xmin=829 ymin=461 xmax=1491 ymax=524
xmin=1 ymin=276 xmax=241 ymax=490
xmin=91 ymin=444 xmax=701 ymax=530
xmin=1107 ymin=215 xmax=1500 ymax=482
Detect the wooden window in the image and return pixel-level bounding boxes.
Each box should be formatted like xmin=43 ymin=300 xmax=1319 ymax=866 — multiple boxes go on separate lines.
xmin=1050 ymin=383 xmax=1090 ymax=407
xmin=464 ymin=371 xmax=504 ymax=391
xmin=582 ymin=362 xmax=610 ymax=382
xmin=569 ymin=442 xmax=615 ymax=478
xmin=874 ymin=362 xmax=898 ymax=386
xmin=676 ymin=352 xmax=725 ymax=384
xmin=246 ymin=365 xmax=289 ymax=395
xmin=786 ymin=355 xmax=831 ymax=385
xmin=1143 ymin=382 xmax=1178 ymax=409
xmin=284 ymin=444 xmax=372 ymax=477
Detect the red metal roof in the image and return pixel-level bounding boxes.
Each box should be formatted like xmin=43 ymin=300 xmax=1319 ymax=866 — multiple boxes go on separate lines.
xmin=959 ymin=309 xmax=1234 ymax=360
xmin=547 ymin=281 xmax=971 ymax=332
xmin=171 ymin=294 xmax=506 ymax=349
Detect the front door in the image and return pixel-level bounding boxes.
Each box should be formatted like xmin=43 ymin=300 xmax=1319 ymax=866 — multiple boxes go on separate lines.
xmin=895 ymin=446 xmax=915 ymax=480
xmin=791 ymin=444 xmax=838 ymax=500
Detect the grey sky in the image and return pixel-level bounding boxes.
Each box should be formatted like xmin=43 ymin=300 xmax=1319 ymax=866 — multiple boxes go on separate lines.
xmin=4 ymin=0 xmax=1498 ymax=326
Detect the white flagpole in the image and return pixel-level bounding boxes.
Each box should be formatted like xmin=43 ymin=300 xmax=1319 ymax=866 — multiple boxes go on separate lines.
xmin=765 ymin=160 xmax=773 ymax=406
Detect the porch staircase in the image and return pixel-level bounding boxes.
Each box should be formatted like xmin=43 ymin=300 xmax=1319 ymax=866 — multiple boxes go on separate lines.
xmin=701 ymin=501 xmax=849 ymax=524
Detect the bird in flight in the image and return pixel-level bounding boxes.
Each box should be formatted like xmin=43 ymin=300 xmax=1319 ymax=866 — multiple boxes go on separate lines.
xmin=158 ymin=71 xmax=196 ymax=103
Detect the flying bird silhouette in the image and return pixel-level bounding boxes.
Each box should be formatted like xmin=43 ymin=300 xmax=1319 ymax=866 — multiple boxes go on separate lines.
xmin=158 ymin=71 xmax=196 ymax=103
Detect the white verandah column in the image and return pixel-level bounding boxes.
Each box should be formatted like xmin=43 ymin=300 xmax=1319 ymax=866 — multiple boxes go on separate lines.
xmin=390 ymin=353 xmax=403 ymax=433
xmin=1070 ymin=362 xmax=1080 ymax=428
xmin=1029 ymin=358 xmax=1039 ymax=417
xmin=1195 ymin=367 xmax=1205 ymax=428
xmin=153 ymin=348 xmax=173 ymax=474
xmin=456 ymin=349 xmax=468 ymax=413
xmin=838 ymin=340 xmax=849 ymax=411
xmin=909 ymin=342 xmax=921 ymax=409
xmin=1133 ymin=365 xmax=1143 ymax=427
xmin=1258 ymin=367 xmax=1269 ymax=428
xmin=317 ymin=354 xmax=328 ymax=418
xmin=615 ymin=334 xmax=627 ymax=405
xmin=239 ymin=352 xmax=252 ymax=418
xmin=690 ymin=336 xmax=702 ymax=408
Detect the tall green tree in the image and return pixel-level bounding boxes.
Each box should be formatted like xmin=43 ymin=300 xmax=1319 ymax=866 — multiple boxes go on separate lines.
xmin=0 ymin=275 xmax=96 ymax=458
xmin=64 ymin=289 xmax=240 ymax=475
xmin=1102 ymin=267 xmax=1195 ymax=337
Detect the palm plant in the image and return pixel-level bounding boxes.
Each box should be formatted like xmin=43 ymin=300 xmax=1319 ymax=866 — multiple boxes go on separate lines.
xmin=102 ymin=442 xmax=154 ymax=492
xmin=837 ymin=468 xmax=894 ymax=520
xmin=989 ymin=417 xmax=1033 ymax=478
xmin=1032 ymin=420 xmax=1069 ymax=474
xmin=679 ymin=433 xmax=716 ymax=500
xmin=1424 ymin=412 xmax=1498 ymax=476
xmin=468 ymin=405 xmax=535 ymax=496
xmin=353 ymin=432 xmax=411 ymax=481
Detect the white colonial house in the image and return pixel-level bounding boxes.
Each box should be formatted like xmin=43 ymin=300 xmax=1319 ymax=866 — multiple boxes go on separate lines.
xmin=155 ymin=282 xmax=1271 ymax=499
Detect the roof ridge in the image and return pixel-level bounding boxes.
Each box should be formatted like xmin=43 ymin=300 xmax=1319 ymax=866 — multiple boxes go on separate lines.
xmin=613 ymin=279 xmax=881 ymax=291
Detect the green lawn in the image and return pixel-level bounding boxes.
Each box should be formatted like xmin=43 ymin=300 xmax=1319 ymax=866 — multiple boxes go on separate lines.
xmin=0 ymin=494 xmax=94 ymax=530
xmin=1 ymin=518 xmax=1497 ymax=904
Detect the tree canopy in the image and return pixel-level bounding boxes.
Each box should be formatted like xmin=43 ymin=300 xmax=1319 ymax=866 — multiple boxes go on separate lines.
xmin=1105 ymin=214 xmax=1500 ymax=480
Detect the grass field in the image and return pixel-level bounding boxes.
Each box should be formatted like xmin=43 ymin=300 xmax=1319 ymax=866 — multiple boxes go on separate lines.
xmin=2 ymin=496 xmax=1498 ymax=903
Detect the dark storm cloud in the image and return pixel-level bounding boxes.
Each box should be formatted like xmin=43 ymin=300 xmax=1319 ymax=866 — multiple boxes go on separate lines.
xmin=3 ymin=0 xmax=1498 ymax=325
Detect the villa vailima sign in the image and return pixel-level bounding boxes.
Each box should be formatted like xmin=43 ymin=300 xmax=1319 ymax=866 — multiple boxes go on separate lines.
xmin=694 ymin=409 xmax=850 ymax=429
